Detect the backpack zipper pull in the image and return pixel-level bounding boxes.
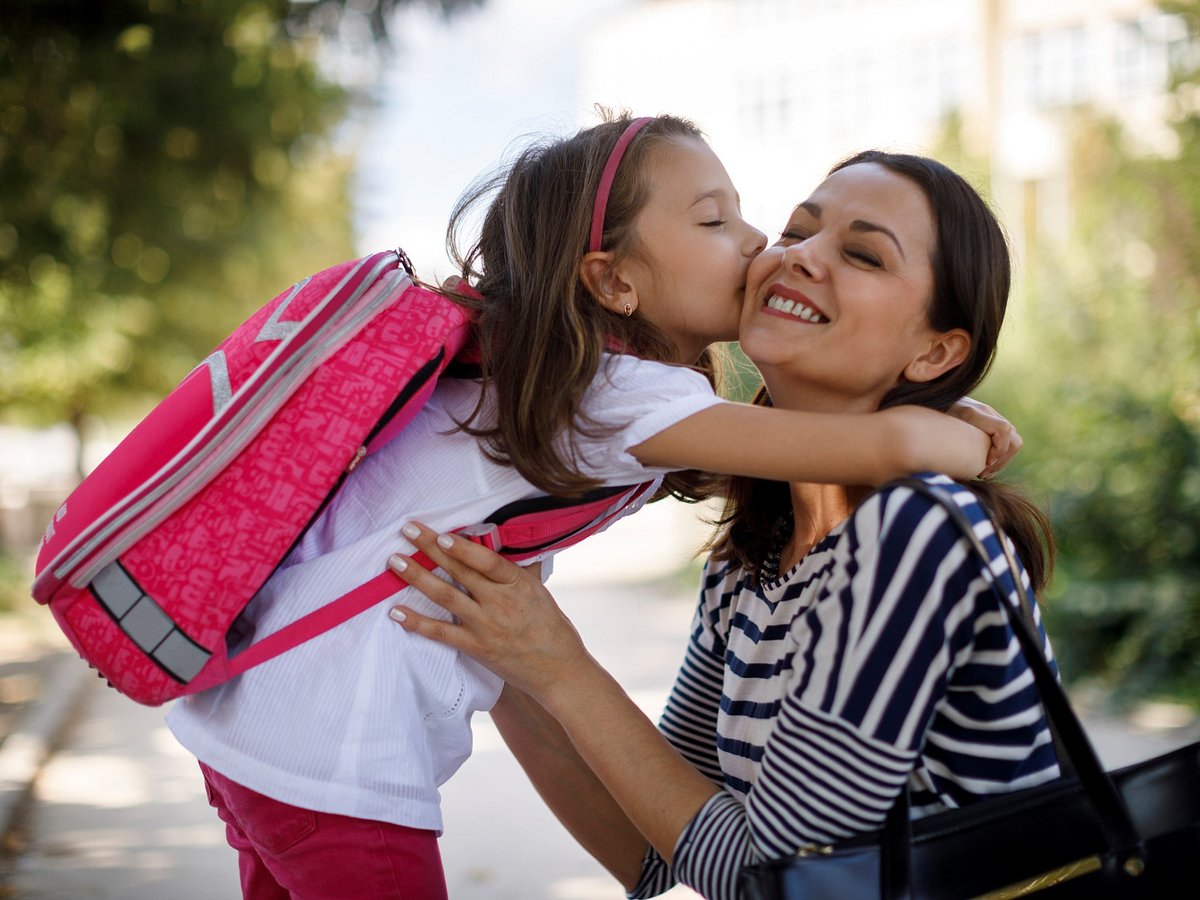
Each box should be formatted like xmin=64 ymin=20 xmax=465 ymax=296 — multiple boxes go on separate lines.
xmin=346 ymin=446 xmax=368 ymax=473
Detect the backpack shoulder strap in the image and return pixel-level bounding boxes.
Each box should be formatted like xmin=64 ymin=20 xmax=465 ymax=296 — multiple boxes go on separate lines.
xmin=191 ymin=480 xmax=657 ymax=693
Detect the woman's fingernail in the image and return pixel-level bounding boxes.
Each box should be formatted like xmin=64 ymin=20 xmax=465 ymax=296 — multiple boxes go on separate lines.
xmin=388 ymin=607 xmax=407 ymax=623
xmin=436 ymin=533 xmax=454 ymax=550
xmin=389 ymin=554 xmax=408 ymax=572
xmin=401 ymin=523 xmax=420 ymax=540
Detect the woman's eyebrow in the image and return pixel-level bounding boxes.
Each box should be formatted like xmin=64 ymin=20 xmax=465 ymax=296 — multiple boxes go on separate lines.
xmin=798 ymin=200 xmax=905 ymax=259
xmin=850 ymin=220 xmax=905 ymax=259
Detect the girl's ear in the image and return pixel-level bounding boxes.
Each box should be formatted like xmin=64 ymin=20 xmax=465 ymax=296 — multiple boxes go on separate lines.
xmin=903 ymin=328 xmax=971 ymax=383
xmin=579 ymin=251 xmax=639 ymax=316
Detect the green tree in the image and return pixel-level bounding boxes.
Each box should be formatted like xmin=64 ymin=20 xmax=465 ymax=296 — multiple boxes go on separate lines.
xmin=0 ymin=0 xmax=478 ymax=474
xmin=981 ymin=3 xmax=1200 ymax=706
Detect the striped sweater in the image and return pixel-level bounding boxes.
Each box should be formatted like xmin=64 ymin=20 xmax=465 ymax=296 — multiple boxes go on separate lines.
xmin=631 ymin=474 xmax=1061 ymax=900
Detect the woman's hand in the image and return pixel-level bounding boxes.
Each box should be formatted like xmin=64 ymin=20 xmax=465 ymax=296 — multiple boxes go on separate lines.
xmin=386 ymin=522 xmax=589 ymax=702
xmin=948 ymin=396 xmax=1023 ymax=478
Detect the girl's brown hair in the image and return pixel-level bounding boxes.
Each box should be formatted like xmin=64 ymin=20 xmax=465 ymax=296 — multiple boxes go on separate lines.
xmin=443 ymin=111 xmax=722 ymax=500
xmin=708 ymin=151 xmax=1056 ymax=591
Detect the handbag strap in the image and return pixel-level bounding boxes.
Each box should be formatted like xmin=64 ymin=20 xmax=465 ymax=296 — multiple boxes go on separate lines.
xmin=881 ymin=478 xmax=1145 ymax=893
xmin=990 ymin=511 xmax=1075 ymax=779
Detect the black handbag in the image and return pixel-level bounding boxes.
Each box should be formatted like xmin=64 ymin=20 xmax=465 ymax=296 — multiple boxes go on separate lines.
xmin=740 ymin=478 xmax=1200 ymax=899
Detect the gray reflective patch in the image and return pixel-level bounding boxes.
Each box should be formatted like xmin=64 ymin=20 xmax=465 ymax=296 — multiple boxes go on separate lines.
xmin=203 ymin=350 xmax=233 ymax=414
xmin=121 ymin=596 xmax=174 ymax=651
xmin=153 ymin=631 xmax=210 ymax=682
xmin=89 ymin=563 xmax=209 ymax=684
xmin=256 ymin=277 xmax=309 ymax=341
xmin=91 ymin=563 xmax=143 ymax=617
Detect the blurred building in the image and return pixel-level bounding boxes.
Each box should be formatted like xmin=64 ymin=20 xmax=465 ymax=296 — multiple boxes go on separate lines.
xmin=580 ymin=0 xmax=1188 ymax=261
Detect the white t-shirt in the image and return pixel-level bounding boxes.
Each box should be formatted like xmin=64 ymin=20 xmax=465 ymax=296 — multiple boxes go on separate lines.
xmin=167 ymin=354 xmax=723 ymax=832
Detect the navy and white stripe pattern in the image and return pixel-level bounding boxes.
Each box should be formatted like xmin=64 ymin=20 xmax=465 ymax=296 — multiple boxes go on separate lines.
xmin=631 ymin=474 xmax=1061 ymax=900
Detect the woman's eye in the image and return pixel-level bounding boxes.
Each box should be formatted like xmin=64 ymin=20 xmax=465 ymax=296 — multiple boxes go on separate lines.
xmin=779 ymin=229 xmax=808 ymax=243
xmin=701 ymin=219 xmax=726 ymax=228
xmin=847 ymin=249 xmax=882 ymax=267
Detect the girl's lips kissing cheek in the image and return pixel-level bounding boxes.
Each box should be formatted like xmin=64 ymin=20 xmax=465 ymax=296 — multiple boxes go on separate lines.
xmin=761 ymin=286 xmax=829 ymax=324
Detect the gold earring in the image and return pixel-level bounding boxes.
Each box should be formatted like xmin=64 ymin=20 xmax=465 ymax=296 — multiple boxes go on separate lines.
xmin=623 ymin=302 xmax=633 ymax=317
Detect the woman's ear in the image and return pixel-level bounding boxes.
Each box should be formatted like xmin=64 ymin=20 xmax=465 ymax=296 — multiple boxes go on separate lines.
xmin=579 ymin=251 xmax=638 ymax=317
xmin=903 ymin=328 xmax=971 ymax=383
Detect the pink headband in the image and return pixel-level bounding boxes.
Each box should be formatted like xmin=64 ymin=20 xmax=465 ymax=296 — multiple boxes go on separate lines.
xmin=588 ymin=116 xmax=654 ymax=253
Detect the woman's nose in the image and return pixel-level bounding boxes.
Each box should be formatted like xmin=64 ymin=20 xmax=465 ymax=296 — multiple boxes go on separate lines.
xmin=782 ymin=238 xmax=825 ymax=279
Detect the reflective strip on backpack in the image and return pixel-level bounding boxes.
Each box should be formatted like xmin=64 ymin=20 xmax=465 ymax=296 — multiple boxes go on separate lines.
xmin=89 ymin=562 xmax=211 ymax=684
xmin=202 ymin=275 xmax=312 ymax=415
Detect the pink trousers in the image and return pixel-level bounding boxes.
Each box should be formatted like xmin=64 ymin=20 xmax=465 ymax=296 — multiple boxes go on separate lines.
xmin=200 ymin=762 xmax=449 ymax=900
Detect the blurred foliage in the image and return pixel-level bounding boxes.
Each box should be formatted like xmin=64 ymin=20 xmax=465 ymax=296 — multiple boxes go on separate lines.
xmin=289 ymin=0 xmax=483 ymax=41
xmin=0 ymin=0 xmax=352 ymax=465
xmin=976 ymin=2 xmax=1200 ymax=709
xmin=0 ymin=549 xmax=30 ymax=613
xmin=0 ymin=0 xmax=479 ymax=475
xmin=717 ymin=343 xmax=766 ymax=404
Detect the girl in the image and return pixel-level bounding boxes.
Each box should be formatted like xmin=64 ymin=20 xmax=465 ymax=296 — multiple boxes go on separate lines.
xmin=387 ymin=151 xmax=1060 ymax=899
xmin=168 ymin=116 xmax=1013 ymax=899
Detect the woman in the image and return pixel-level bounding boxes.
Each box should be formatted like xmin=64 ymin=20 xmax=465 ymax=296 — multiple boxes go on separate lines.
xmin=386 ymin=151 xmax=1060 ymax=899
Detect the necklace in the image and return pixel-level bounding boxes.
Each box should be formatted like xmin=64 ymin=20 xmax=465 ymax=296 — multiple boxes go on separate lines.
xmin=760 ymin=514 xmax=794 ymax=582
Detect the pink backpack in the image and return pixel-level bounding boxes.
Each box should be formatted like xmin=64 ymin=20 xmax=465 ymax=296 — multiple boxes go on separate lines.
xmin=32 ymin=250 xmax=654 ymax=706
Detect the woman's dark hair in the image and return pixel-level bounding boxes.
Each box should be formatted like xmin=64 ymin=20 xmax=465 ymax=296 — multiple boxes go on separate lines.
xmin=708 ymin=151 xmax=1055 ymax=591
xmin=441 ymin=110 xmax=722 ymax=501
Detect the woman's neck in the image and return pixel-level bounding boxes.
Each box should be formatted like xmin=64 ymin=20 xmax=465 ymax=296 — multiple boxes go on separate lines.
xmin=761 ymin=372 xmax=890 ymax=572
xmin=781 ymin=483 xmax=847 ymax=572
xmin=780 ymin=481 xmax=872 ymax=573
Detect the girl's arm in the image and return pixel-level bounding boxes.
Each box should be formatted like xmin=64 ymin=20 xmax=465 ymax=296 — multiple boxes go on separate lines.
xmin=629 ymin=402 xmax=992 ymax=485
xmin=386 ymin=525 xmax=719 ymax=877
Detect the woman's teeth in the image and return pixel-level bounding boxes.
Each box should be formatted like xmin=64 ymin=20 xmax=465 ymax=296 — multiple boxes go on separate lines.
xmin=766 ymin=294 xmax=828 ymax=323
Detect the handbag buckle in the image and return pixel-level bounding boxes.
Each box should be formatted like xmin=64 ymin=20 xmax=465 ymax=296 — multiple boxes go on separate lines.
xmin=796 ymin=843 xmax=833 ymax=858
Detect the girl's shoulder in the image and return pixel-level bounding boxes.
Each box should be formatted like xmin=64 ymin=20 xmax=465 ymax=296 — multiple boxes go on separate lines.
xmin=592 ymin=352 xmax=716 ymax=393
xmin=577 ymin=354 xmax=720 ymax=425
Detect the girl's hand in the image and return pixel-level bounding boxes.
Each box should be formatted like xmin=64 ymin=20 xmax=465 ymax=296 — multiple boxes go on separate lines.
xmin=386 ymin=522 xmax=589 ymax=701
xmin=949 ymin=396 xmax=1022 ymax=478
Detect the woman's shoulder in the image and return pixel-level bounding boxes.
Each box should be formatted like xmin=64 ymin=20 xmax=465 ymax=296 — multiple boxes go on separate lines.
xmin=847 ymin=472 xmax=1003 ymax=589
xmin=855 ymin=472 xmax=985 ymax=534
xmin=698 ymin=553 xmax=754 ymax=605
xmin=692 ymin=553 xmax=760 ymax=641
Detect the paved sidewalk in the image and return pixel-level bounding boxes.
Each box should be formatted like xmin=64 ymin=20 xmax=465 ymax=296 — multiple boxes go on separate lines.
xmin=0 ymin=613 xmax=92 ymax=852
xmin=0 ymin=580 xmax=704 ymax=900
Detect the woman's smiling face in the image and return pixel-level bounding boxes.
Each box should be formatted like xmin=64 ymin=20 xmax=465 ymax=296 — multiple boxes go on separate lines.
xmin=738 ymin=162 xmax=942 ymax=413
